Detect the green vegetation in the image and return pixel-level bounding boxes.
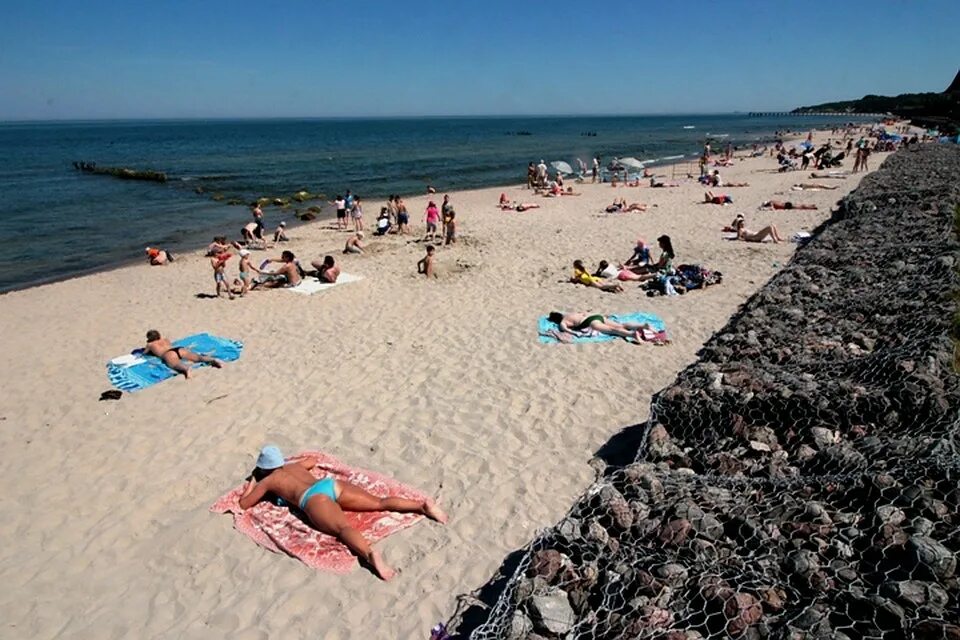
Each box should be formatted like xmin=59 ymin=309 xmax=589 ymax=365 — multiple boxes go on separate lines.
xmin=793 ymin=71 xmax=960 ymax=135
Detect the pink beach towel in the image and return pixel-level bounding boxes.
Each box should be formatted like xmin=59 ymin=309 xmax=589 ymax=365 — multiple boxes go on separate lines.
xmin=210 ymin=450 xmax=429 ymax=574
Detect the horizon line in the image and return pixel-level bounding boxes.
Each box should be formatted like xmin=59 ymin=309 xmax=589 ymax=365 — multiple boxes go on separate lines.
xmin=0 ymin=110 xmax=865 ymax=126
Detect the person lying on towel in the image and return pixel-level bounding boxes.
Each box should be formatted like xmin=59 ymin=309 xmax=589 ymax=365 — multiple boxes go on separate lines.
xmin=238 ymin=446 xmax=448 ymax=581
xmin=145 ymin=330 xmax=223 ymax=379
xmin=542 ymin=311 xmax=667 ymax=345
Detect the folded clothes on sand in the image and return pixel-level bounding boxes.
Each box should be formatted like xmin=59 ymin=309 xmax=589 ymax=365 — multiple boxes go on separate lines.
xmin=210 ymin=450 xmax=429 ymax=574
xmin=286 ymin=273 xmax=363 ymax=295
xmin=106 ymin=333 xmax=242 ymax=392
xmin=538 ymin=312 xmax=665 ymax=344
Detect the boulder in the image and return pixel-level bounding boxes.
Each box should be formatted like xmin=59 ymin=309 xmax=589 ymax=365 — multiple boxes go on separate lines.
xmin=529 ymin=589 xmax=576 ymax=636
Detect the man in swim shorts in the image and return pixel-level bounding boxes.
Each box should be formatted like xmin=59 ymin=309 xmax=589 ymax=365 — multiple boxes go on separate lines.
xmin=239 ymin=445 xmax=448 ymax=581
xmin=145 ymin=329 xmax=223 ymax=378
xmin=256 ymin=250 xmax=302 ymax=288
xmin=545 ymin=312 xmax=665 ymax=344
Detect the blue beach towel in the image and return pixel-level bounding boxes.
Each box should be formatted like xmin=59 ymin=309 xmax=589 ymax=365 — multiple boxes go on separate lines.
xmin=538 ymin=312 xmax=665 ymax=344
xmin=106 ymin=333 xmax=243 ymax=392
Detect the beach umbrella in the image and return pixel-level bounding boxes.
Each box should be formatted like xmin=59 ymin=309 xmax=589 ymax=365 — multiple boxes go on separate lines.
xmin=619 ymin=157 xmax=645 ymax=169
xmin=550 ymin=161 xmax=573 ymax=175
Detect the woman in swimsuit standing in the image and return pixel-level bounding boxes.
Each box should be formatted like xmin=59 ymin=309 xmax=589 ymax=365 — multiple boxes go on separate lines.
xmin=239 ymin=446 xmax=448 ymax=581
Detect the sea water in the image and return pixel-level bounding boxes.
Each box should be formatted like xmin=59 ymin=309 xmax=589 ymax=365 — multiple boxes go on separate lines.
xmin=0 ymin=114 xmax=862 ymax=291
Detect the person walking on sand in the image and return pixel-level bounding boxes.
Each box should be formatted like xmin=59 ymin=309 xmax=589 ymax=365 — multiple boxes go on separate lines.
xmin=441 ymin=195 xmax=453 ymax=238
xmin=211 ymin=252 xmax=234 ymax=299
xmin=418 ymin=244 xmax=436 ymax=278
xmin=350 ymin=197 xmax=364 ymax=232
xmin=334 ymin=194 xmax=347 ymax=230
xmin=145 ymin=329 xmax=223 ymax=378
xmin=239 ymin=446 xmax=448 ymax=581
xmin=592 ymin=156 xmax=600 ymax=183
xmin=235 ymin=249 xmax=259 ymax=296
xmin=396 ymin=195 xmax=410 ymax=235
xmin=424 ymin=201 xmax=440 ymax=241
xmin=251 ymin=203 xmax=267 ymax=242
xmin=444 ymin=208 xmax=457 ymax=245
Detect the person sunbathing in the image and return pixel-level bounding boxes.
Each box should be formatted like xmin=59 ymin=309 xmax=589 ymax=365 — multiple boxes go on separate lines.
xmin=239 ymin=446 xmax=447 ymax=581
xmin=571 ymin=260 xmax=623 ymax=292
xmin=791 ymin=183 xmax=838 ymax=191
xmin=544 ymin=311 xmax=662 ymax=344
xmin=808 ymin=172 xmax=847 ymax=179
xmin=255 ymin=250 xmax=302 ymax=288
xmin=605 ymin=198 xmax=625 ymax=212
xmin=760 ymin=200 xmax=818 ymax=210
xmin=650 ymin=178 xmax=679 ymax=188
xmin=733 ymin=216 xmax=784 ymax=243
xmin=310 ymin=255 xmax=340 ymax=283
xmin=506 ymin=202 xmax=541 ymax=212
xmin=594 ymin=260 xmax=645 ymax=281
xmin=145 ymin=329 xmax=222 ymax=378
xmin=704 ymin=191 xmax=733 ymax=205
xmin=498 ymin=193 xmax=513 ymax=207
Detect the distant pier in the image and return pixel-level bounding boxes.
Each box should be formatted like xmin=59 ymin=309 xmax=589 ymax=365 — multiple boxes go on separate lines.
xmin=747 ymin=111 xmax=888 ymax=118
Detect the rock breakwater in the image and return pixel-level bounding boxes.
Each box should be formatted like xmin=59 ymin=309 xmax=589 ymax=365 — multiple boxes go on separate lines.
xmin=450 ymin=145 xmax=960 ymax=639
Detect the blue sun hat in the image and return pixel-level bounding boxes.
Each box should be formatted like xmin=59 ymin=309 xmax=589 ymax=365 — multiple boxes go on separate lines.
xmin=256 ymin=445 xmax=285 ymax=470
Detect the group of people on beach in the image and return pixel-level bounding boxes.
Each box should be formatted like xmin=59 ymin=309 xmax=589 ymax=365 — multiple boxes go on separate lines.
xmin=131 ymin=123 xmax=922 ymax=581
xmin=150 ymin=187 xmax=468 ymax=298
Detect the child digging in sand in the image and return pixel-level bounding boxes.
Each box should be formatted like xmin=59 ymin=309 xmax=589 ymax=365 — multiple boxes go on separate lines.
xmin=239 ymin=446 xmax=448 ymax=581
xmin=418 ymin=245 xmax=436 ymax=278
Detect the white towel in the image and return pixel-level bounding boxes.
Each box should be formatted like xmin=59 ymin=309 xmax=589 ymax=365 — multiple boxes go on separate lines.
xmin=286 ymin=273 xmax=364 ymax=295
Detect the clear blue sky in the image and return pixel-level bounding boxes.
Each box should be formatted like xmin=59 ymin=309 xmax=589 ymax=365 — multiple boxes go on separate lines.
xmin=2 ymin=0 xmax=957 ymax=120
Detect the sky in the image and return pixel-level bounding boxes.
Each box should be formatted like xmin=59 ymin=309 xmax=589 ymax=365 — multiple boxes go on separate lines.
xmin=1 ymin=0 xmax=958 ymax=121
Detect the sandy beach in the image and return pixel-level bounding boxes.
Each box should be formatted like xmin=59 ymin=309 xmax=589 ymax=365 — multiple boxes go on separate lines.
xmin=0 ymin=131 xmax=890 ymax=639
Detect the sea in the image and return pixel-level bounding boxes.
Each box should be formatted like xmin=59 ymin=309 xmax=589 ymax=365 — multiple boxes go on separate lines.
xmin=0 ymin=114 xmax=865 ymax=292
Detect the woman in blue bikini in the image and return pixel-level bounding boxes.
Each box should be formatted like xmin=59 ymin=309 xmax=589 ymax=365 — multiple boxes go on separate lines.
xmin=238 ymin=446 xmax=447 ymax=581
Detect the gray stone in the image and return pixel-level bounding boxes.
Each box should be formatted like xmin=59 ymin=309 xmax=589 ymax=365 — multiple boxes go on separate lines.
xmin=653 ymin=563 xmax=689 ymax=588
xmin=784 ymin=549 xmax=821 ymax=576
xmin=809 ymin=427 xmax=837 ymax=448
xmin=876 ymin=505 xmax=906 ymax=526
xmin=529 ymin=589 xmax=576 ymax=635
xmin=507 ymin=610 xmax=533 ymax=639
xmin=906 ymin=535 xmax=956 ymax=579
